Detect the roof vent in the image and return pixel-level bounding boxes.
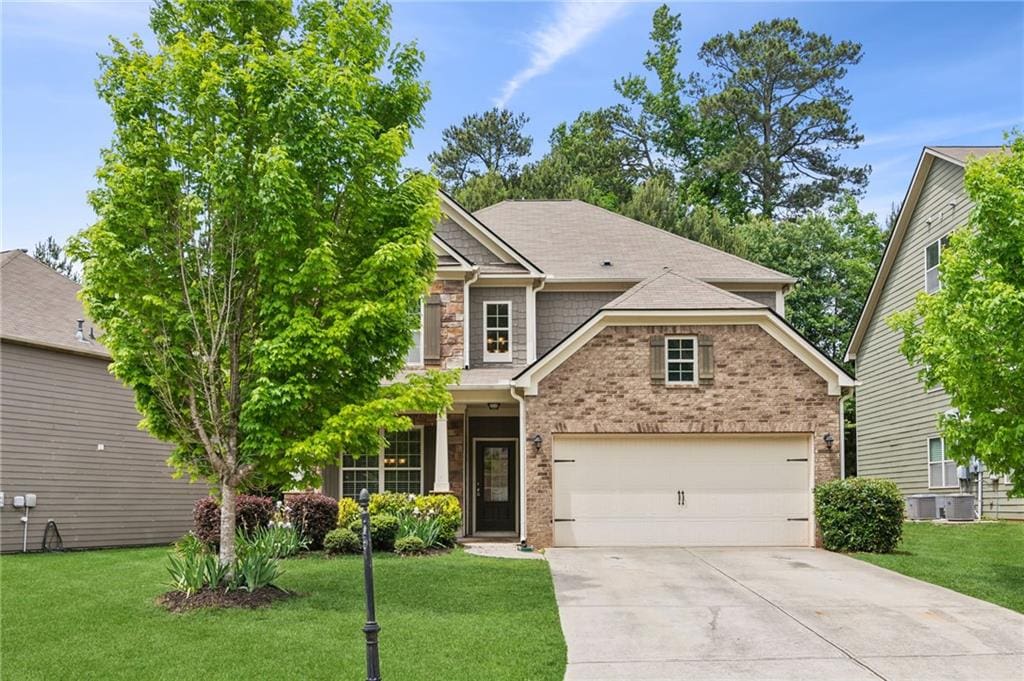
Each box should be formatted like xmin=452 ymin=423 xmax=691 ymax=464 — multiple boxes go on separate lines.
xmin=75 ymin=319 xmax=89 ymax=344
xmin=600 ymin=260 xmax=613 ymax=267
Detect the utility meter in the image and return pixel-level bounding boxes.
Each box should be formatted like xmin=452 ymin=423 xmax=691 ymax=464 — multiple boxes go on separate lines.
xmin=13 ymin=496 xmax=25 ymax=508
xmin=24 ymin=494 xmax=37 ymax=508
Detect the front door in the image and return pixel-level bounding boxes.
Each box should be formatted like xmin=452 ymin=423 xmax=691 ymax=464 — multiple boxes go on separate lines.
xmin=475 ymin=440 xmax=516 ymax=532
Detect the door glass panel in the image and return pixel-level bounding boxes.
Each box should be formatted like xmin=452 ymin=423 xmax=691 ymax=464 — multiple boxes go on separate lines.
xmin=483 ymin=447 xmax=509 ymax=502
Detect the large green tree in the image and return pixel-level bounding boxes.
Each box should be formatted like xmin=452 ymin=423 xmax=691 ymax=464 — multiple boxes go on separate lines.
xmin=70 ymin=0 xmax=453 ymax=565
xmin=890 ymin=137 xmax=1024 ymax=494
xmin=428 ymin=107 xmax=532 ymax=192
xmin=697 ymin=18 xmax=869 ymax=218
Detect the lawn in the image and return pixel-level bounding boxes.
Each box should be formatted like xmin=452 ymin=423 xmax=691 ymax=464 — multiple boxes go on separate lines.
xmin=854 ymin=521 xmax=1024 ymax=613
xmin=0 ymin=546 xmax=566 ymax=680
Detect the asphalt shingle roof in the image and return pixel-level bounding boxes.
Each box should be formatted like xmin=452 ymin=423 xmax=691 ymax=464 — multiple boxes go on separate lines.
xmin=925 ymin=146 xmax=1006 ymax=164
xmin=0 ymin=250 xmax=107 ymax=357
xmin=605 ymin=270 xmax=765 ymax=311
xmin=474 ymin=199 xmax=795 ymax=283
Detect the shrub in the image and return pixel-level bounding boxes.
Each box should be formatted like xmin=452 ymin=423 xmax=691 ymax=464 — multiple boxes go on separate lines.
xmin=815 ymin=478 xmax=905 ymax=553
xmin=173 ymin=532 xmax=209 ymax=558
xmin=229 ymin=549 xmax=283 ymax=592
xmin=337 ymin=497 xmax=360 ymax=529
xmin=397 ymin=512 xmax=443 ymax=548
xmin=394 ymin=535 xmax=426 ymax=555
xmin=348 ymin=512 xmax=399 ymax=551
xmin=239 ymin=525 xmax=307 ymax=559
xmin=413 ymin=494 xmax=461 ymax=545
xmin=323 ymin=528 xmax=361 ymax=555
xmin=368 ymin=491 xmax=413 ymax=517
xmin=167 ymin=552 xmax=229 ymax=595
xmin=192 ymin=495 xmax=274 ymax=544
xmin=288 ymin=493 xmax=339 ymax=549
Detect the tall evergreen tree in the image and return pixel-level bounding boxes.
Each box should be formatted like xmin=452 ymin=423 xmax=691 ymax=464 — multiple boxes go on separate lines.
xmin=32 ymin=236 xmax=79 ymax=282
xmin=428 ymin=108 xmax=532 ymax=192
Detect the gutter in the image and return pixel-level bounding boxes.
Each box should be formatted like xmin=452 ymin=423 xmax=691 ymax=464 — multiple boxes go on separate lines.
xmin=463 ymin=266 xmax=480 ymax=369
xmin=510 ymin=385 xmax=528 ymax=543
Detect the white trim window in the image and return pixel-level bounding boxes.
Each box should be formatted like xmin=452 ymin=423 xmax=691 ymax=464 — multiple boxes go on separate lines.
xmin=341 ymin=428 xmax=424 ymax=498
xmin=483 ymin=301 xmax=512 ymax=362
xmin=406 ymin=299 xmax=424 ymax=367
xmin=925 ymin=234 xmax=950 ymax=294
xmin=665 ymin=336 xmax=698 ymax=385
xmin=928 ymin=436 xmax=958 ymax=489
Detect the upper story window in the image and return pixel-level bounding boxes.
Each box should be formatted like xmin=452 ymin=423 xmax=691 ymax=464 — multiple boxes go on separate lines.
xmin=484 ymin=301 xmax=511 ymax=362
xmin=406 ymin=299 xmax=424 ymax=366
xmin=665 ymin=336 xmax=697 ymax=385
xmin=925 ymin=234 xmax=950 ymax=294
xmin=928 ymin=436 xmax=957 ymax=489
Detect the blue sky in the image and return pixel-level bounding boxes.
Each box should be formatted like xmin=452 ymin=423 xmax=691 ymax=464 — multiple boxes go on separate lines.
xmin=3 ymin=1 xmax=1022 ymax=250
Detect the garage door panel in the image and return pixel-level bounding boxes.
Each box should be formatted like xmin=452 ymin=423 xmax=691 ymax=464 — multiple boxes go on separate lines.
xmin=552 ymin=435 xmax=811 ymax=547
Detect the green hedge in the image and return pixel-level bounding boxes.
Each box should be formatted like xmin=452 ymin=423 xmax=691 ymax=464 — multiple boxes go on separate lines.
xmin=814 ymin=478 xmax=905 ymax=553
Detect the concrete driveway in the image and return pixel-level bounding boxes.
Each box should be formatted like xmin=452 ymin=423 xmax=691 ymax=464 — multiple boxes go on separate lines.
xmin=547 ymin=547 xmax=1024 ymax=680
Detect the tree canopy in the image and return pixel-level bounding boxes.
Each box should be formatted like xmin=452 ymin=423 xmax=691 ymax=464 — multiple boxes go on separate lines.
xmin=428 ymin=108 xmax=532 ymax=191
xmin=71 ymin=0 xmax=453 ymax=564
xmin=32 ymin=236 xmax=79 ymax=282
xmin=890 ymin=136 xmax=1024 ymax=495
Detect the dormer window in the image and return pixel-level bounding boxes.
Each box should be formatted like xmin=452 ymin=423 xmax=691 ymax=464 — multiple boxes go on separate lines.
xmin=484 ymin=301 xmax=511 ymax=362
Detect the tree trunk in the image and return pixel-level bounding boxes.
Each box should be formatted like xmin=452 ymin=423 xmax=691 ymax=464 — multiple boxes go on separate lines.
xmin=219 ymin=481 xmax=237 ymax=568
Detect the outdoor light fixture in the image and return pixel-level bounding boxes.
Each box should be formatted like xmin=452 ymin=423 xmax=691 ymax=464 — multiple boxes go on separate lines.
xmin=530 ymin=433 xmax=543 ymax=451
xmin=487 ymin=402 xmax=500 ymax=410
xmin=823 ymin=432 xmax=835 ymax=450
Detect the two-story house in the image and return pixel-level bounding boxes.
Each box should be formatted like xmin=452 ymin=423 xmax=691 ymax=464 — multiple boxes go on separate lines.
xmin=323 ymin=193 xmax=856 ymax=548
xmin=846 ymin=146 xmax=1021 ymax=520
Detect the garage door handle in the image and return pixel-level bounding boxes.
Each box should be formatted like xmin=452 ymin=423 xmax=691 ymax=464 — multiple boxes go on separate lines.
xmin=678 ymin=490 xmax=685 ymax=506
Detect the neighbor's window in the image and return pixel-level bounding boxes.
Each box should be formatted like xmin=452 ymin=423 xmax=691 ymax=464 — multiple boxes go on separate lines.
xmin=925 ymin=234 xmax=950 ymax=294
xmin=927 ymin=436 xmax=958 ymax=489
xmin=484 ymin=301 xmax=511 ymax=362
xmin=341 ymin=428 xmax=423 ymax=498
xmin=406 ymin=299 xmax=424 ymax=366
xmin=665 ymin=336 xmax=697 ymax=385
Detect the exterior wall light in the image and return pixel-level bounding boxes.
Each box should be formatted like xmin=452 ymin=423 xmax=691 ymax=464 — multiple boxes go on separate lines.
xmin=530 ymin=433 xmax=543 ymax=451
xmin=823 ymin=432 xmax=835 ymax=450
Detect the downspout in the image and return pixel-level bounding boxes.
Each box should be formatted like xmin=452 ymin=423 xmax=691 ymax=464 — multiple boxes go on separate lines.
xmin=510 ymin=385 xmax=528 ymax=543
xmin=839 ymin=392 xmax=849 ymax=479
xmin=463 ymin=266 xmax=480 ymax=369
xmin=526 ymin=276 xmax=547 ymax=363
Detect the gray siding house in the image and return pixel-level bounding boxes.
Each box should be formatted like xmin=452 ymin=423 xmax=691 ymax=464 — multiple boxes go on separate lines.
xmin=0 ymin=250 xmax=205 ymax=552
xmin=847 ymin=146 xmax=1021 ymax=520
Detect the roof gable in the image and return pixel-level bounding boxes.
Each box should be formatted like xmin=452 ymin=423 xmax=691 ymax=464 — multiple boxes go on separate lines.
xmin=606 ymin=270 xmax=764 ymax=311
xmin=845 ymin=145 xmax=1004 ymax=361
xmin=437 ymin=192 xmax=541 ymax=274
xmin=474 ymin=199 xmax=794 ymax=284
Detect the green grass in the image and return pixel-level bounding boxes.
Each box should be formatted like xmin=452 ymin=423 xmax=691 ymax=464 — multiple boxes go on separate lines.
xmin=854 ymin=521 xmax=1024 ymax=613
xmin=0 ymin=547 xmax=566 ymax=680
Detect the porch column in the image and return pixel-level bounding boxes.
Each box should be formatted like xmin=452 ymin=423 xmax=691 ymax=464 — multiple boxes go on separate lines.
xmin=432 ymin=411 xmax=451 ymax=493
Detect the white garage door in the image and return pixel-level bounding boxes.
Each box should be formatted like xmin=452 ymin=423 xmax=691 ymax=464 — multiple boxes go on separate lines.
xmin=552 ymin=435 xmax=812 ymax=547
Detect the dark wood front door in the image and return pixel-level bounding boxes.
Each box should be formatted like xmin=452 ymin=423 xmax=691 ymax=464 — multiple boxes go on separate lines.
xmin=475 ymin=440 xmax=516 ymax=532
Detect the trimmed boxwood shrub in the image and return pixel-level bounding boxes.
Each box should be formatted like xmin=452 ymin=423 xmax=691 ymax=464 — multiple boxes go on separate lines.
xmin=394 ymin=535 xmax=426 ymax=555
xmin=288 ymin=493 xmax=339 ymax=550
xmin=323 ymin=528 xmax=361 ymax=555
xmin=348 ymin=512 xmax=399 ymax=551
xmin=192 ymin=495 xmax=274 ymax=545
xmin=815 ymin=478 xmax=905 ymax=553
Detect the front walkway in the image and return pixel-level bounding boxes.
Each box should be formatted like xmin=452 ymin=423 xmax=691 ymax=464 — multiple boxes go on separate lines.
xmin=547 ymin=547 xmax=1023 ymax=680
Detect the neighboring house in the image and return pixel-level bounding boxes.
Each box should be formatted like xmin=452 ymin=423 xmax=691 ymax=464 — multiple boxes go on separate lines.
xmin=846 ymin=146 xmax=1021 ymax=520
xmin=0 ymin=250 xmax=205 ymax=552
xmin=322 ymin=193 xmax=855 ymax=548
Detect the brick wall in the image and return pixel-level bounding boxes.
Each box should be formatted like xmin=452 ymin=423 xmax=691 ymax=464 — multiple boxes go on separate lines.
xmin=430 ymin=279 xmax=464 ymax=370
xmin=523 ymin=323 xmax=841 ymax=547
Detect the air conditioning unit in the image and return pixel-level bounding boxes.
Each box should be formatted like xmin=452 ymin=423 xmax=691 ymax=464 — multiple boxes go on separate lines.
xmin=906 ymin=494 xmax=938 ymax=520
xmin=940 ymin=494 xmax=976 ymax=521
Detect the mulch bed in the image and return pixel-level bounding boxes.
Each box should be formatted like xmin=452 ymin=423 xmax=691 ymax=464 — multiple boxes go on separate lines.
xmin=157 ymin=586 xmax=294 ymax=613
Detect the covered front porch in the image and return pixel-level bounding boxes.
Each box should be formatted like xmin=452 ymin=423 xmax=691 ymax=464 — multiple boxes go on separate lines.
xmin=323 ymin=380 xmax=524 ymax=541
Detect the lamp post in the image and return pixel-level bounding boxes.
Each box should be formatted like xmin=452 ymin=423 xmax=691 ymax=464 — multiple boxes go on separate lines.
xmin=358 ymin=488 xmax=381 ymax=681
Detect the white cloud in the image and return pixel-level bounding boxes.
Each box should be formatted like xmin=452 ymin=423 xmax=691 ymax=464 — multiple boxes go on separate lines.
xmin=494 ymin=2 xmax=628 ymax=108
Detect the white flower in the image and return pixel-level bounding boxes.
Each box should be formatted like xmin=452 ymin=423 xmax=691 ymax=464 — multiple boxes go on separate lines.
xmin=408 ymin=494 xmax=416 ymax=501
xmin=412 ymin=508 xmax=421 ymax=516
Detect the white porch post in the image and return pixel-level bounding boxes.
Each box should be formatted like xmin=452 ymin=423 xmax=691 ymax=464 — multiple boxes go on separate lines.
xmin=432 ymin=411 xmax=450 ymax=493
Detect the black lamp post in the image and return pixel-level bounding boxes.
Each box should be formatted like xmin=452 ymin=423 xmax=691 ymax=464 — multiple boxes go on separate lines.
xmin=358 ymin=488 xmax=381 ymax=681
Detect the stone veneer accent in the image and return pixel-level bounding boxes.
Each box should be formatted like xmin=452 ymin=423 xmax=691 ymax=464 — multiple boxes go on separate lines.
xmin=523 ymin=324 xmax=841 ymax=548
xmin=430 ymin=278 xmax=464 ymax=370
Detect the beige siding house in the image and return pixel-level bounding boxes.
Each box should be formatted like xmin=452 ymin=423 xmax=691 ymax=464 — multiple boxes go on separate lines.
xmin=847 ymin=146 xmax=1021 ymax=520
xmin=323 ymin=193 xmax=855 ymax=548
xmin=0 ymin=251 xmax=206 ymax=552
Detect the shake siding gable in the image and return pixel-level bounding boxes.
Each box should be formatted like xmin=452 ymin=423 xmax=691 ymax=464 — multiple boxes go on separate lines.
xmin=0 ymin=342 xmax=207 ymax=551
xmin=856 ymin=157 xmax=1021 ymax=519
xmin=434 ymin=217 xmax=503 ymax=265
